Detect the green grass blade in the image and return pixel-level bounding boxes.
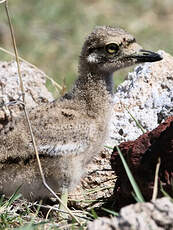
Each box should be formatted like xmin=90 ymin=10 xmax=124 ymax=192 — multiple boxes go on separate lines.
xmin=160 ymin=184 xmax=173 ymax=201
xmin=91 ymin=209 xmax=98 ymax=219
xmin=132 ymin=191 xmax=142 ymax=202
xmin=6 ymin=186 xmax=22 ymax=207
xmin=126 ymin=108 xmax=146 ymax=134
xmin=101 ymin=207 xmax=119 ymax=216
xmin=115 ymin=145 xmax=145 ymax=202
xmin=104 ymin=145 xmax=114 ymax=150
xmin=105 ymin=145 xmax=145 ymax=202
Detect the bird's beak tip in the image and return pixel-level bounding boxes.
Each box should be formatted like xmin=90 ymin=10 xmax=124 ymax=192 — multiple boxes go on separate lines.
xmin=134 ymin=49 xmax=163 ymax=63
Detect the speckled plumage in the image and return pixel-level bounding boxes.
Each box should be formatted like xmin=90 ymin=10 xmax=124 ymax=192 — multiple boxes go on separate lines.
xmin=0 ymin=26 xmax=162 ymax=201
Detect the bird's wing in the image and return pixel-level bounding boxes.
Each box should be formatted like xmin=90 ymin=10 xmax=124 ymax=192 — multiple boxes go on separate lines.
xmin=0 ymin=101 xmax=98 ymax=162
xmin=30 ymin=105 xmax=97 ymax=157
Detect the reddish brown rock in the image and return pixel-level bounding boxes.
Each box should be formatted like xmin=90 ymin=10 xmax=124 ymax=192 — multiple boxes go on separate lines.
xmin=110 ymin=116 xmax=173 ymax=210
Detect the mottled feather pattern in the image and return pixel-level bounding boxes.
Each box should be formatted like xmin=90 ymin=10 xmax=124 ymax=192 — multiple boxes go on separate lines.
xmin=0 ymin=26 xmax=162 ymax=200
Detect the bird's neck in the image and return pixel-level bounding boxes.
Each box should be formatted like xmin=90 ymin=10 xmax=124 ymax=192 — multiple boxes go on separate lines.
xmin=76 ymin=71 xmax=114 ymax=95
xmin=77 ymin=59 xmax=115 ymax=95
xmin=70 ymin=68 xmax=114 ymax=115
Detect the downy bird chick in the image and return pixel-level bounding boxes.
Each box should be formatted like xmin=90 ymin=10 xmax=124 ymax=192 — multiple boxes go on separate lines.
xmin=0 ymin=26 xmax=162 ymax=204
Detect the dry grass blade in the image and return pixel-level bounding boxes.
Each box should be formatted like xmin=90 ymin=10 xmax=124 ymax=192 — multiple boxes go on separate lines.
xmin=152 ymin=157 xmax=161 ymax=201
xmin=34 ymin=204 xmax=92 ymax=221
xmin=4 ymin=0 xmax=81 ymax=225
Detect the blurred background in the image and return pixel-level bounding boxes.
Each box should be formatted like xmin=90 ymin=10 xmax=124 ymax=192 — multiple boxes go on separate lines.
xmin=0 ymin=0 xmax=173 ymax=96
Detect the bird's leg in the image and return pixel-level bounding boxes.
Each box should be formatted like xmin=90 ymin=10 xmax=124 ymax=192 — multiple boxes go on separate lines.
xmin=58 ymin=188 xmax=69 ymax=219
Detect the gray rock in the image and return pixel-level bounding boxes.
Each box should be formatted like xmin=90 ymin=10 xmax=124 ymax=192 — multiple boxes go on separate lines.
xmin=0 ymin=61 xmax=53 ymax=123
xmin=87 ymin=197 xmax=173 ymax=230
xmin=0 ymin=61 xmax=54 ymax=133
xmin=106 ymin=50 xmax=173 ymax=147
xmin=0 ymin=61 xmax=53 ymax=107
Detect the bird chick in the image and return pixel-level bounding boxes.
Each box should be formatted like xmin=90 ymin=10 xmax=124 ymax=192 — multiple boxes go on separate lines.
xmin=0 ymin=26 xmax=162 ymax=203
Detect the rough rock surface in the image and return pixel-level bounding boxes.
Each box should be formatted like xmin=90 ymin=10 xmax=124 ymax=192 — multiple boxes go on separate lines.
xmin=111 ymin=116 xmax=173 ymax=210
xmin=0 ymin=61 xmax=53 ymax=132
xmin=106 ymin=50 xmax=173 ymax=147
xmin=87 ymin=197 xmax=173 ymax=230
xmin=0 ymin=61 xmax=53 ymax=107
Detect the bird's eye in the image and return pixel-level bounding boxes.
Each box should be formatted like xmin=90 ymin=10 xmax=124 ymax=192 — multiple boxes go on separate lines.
xmin=105 ymin=43 xmax=119 ymax=54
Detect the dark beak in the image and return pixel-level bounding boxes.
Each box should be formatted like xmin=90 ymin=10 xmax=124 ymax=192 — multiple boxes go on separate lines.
xmin=131 ymin=49 xmax=163 ymax=63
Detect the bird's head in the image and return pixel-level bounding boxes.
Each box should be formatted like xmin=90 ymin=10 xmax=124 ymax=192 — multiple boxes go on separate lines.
xmin=80 ymin=26 xmax=162 ymax=74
